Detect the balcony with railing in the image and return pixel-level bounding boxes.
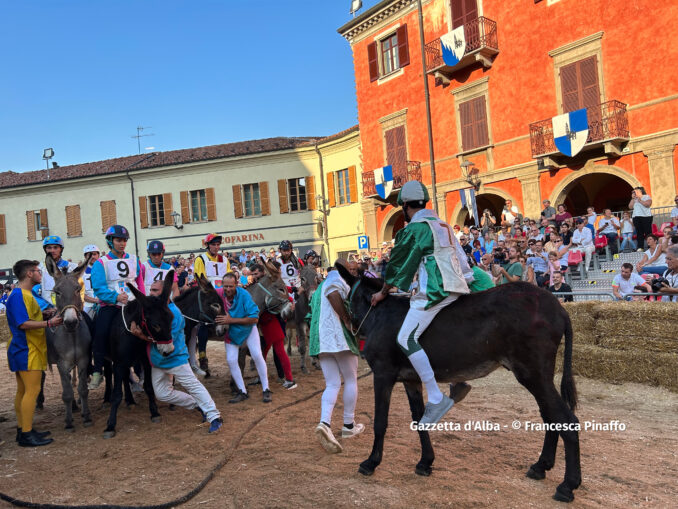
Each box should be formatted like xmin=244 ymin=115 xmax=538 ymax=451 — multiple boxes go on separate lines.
xmin=424 ymin=17 xmax=499 ymax=84
xmin=362 ymin=161 xmax=422 ymax=198
xmin=529 ymin=100 xmax=630 ymax=160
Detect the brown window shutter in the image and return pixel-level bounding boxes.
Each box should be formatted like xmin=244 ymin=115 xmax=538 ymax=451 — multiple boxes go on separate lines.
xmin=232 ymin=185 xmax=243 ymax=218
xmin=464 ymin=0 xmax=478 ymax=23
xmin=65 ymin=205 xmax=82 ymax=237
xmin=39 ymin=208 xmax=49 ymax=238
xmin=139 ymin=196 xmax=148 ymax=229
xmin=579 ymin=55 xmax=601 ymax=125
xmin=306 ymin=175 xmax=316 ymax=210
xmin=278 ymin=179 xmax=289 ymax=213
xmin=385 ymin=128 xmax=397 ymax=166
xmin=260 ymin=181 xmax=270 ymax=216
xmin=459 ymin=100 xmax=474 ymax=151
xmin=368 ymin=41 xmax=379 ymax=82
xmin=0 ymin=214 xmax=6 ymax=244
xmin=451 ymin=0 xmax=464 ymax=28
xmin=560 ymin=61 xmax=579 ymax=113
xmin=393 ymin=126 xmax=407 ymax=173
xmin=180 ymin=191 xmax=190 ymax=224
xmin=162 ymin=193 xmax=173 ymax=226
xmin=26 ymin=211 xmax=36 ymax=241
xmin=473 ymin=96 xmax=489 ymax=147
xmin=348 ymin=166 xmax=358 ymax=203
xmin=100 ymin=200 xmax=117 ymax=232
xmin=74 ymin=205 xmax=82 ymax=236
xmin=205 ymin=187 xmax=217 ymax=221
xmin=327 ymin=172 xmax=336 ymax=208
xmin=396 ymin=25 xmax=410 ymax=68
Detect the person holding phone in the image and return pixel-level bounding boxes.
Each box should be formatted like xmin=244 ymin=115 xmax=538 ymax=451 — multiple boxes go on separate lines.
xmin=629 ymin=187 xmax=653 ymax=250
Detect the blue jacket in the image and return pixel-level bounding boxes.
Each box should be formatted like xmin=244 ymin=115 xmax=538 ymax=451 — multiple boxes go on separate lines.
xmin=149 ymin=303 xmax=189 ymax=369
xmin=91 ymin=251 xmax=144 ymax=305
xmin=220 ymin=287 xmax=259 ymax=345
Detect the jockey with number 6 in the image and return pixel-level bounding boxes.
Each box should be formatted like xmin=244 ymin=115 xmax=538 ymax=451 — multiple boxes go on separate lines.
xmin=88 ymin=225 xmax=145 ymax=390
xmin=370 ymin=181 xmax=474 ymax=425
xmin=141 ymin=240 xmax=179 ymax=299
xmin=190 ymin=233 xmax=230 ymax=377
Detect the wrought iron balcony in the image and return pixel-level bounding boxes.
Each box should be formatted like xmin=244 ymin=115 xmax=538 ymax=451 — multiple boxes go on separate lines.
xmin=362 ymin=161 xmax=422 ymax=198
xmin=424 ymin=17 xmax=499 ymax=83
xmin=529 ymin=100 xmax=630 ymax=159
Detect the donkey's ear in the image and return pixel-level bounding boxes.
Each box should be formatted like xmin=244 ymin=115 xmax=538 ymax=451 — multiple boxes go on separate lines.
xmin=127 ymin=283 xmax=146 ymax=303
xmin=264 ymin=261 xmax=280 ymax=279
xmin=160 ymin=270 xmax=174 ymax=302
xmin=72 ymin=257 xmax=88 ymax=278
xmin=334 ymin=262 xmax=356 ymax=286
xmin=45 ymin=255 xmax=61 ymax=279
xmin=197 ymin=274 xmax=212 ymax=291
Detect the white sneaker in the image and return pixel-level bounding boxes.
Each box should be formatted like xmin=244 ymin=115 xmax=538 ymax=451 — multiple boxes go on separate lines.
xmin=315 ymin=423 xmax=343 ymax=453
xmin=341 ymin=422 xmax=365 ymax=438
xmin=191 ymin=364 xmax=206 ymax=377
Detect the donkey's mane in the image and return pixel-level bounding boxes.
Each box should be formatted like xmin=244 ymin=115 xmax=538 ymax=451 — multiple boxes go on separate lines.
xmin=173 ymin=286 xmax=199 ymax=304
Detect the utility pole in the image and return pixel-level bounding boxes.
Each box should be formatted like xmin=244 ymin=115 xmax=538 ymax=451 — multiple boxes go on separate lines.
xmin=417 ymin=0 xmax=438 ymax=213
xmin=131 ymin=126 xmax=155 ymax=154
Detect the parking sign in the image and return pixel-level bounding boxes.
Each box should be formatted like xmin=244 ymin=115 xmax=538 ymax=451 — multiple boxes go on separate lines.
xmin=358 ymin=235 xmax=369 ymax=250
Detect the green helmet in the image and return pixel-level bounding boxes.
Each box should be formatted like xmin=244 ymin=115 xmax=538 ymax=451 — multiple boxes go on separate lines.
xmin=397 ymin=180 xmax=430 ymax=205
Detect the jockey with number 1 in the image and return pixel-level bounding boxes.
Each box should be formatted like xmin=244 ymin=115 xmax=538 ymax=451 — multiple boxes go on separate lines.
xmin=190 ymin=233 xmax=230 ymax=376
xmin=370 ymin=181 xmax=474 ymax=425
xmin=88 ymin=225 xmax=145 ymax=390
xmin=141 ymin=240 xmax=179 ymax=298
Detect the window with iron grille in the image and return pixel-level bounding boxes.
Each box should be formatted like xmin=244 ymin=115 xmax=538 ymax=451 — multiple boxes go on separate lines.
xmin=190 ymin=189 xmax=208 ymax=222
xmin=288 ymin=178 xmax=308 ymax=212
xmin=148 ymin=195 xmax=165 ymax=227
xmin=381 ymin=33 xmax=399 ymax=75
xmin=243 ymin=183 xmax=261 ymax=217
xmin=336 ymin=169 xmax=351 ymax=205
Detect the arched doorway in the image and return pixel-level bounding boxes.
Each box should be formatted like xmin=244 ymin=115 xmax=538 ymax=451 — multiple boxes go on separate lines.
xmin=382 ymin=210 xmax=405 ymax=242
xmin=557 ymin=173 xmax=634 ymax=216
xmin=452 ymin=189 xmax=514 ymax=227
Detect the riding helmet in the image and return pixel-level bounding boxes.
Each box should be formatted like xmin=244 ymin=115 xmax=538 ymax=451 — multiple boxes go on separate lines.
xmin=304 ymin=249 xmax=318 ymax=259
xmin=147 ymin=240 xmax=165 ymax=254
xmin=279 ymin=240 xmax=293 ymax=251
xmin=83 ymin=244 xmax=100 ymax=255
xmin=397 ymin=180 xmax=430 ymax=206
xmin=203 ymin=233 xmax=222 ymax=246
xmin=42 ymin=235 xmax=64 ymax=249
xmin=105 ymin=225 xmax=130 ymax=240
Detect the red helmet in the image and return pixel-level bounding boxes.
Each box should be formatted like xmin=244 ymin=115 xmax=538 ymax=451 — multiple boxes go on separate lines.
xmin=203 ymin=233 xmax=222 ymax=247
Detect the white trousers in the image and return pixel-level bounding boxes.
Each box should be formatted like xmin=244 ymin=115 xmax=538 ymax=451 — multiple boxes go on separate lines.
xmin=151 ymin=362 xmax=220 ymax=423
xmin=225 ymin=326 xmax=269 ymax=393
xmin=396 ymin=293 xmax=458 ymax=355
xmin=571 ymin=245 xmax=595 ymax=271
xmin=319 ymin=351 xmax=359 ymax=425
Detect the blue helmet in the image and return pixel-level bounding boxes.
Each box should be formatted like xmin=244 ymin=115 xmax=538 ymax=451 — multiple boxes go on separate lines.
xmin=147 ymin=240 xmax=165 ymax=254
xmin=105 ymin=224 xmax=130 ymax=240
xmin=42 ymin=235 xmax=64 ymax=250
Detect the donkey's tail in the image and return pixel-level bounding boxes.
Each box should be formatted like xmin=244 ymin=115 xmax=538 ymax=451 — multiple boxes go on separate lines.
xmin=560 ymin=311 xmax=578 ymax=411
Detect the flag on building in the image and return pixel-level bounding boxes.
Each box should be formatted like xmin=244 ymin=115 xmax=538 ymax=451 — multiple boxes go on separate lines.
xmin=553 ymin=108 xmax=589 ymax=157
xmin=459 ymin=188 xmax=479 ymax=226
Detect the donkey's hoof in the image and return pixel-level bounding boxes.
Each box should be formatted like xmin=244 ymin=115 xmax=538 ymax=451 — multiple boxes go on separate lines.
xmin=151 ymin=416 xmax=161 ymax=423
xmin=358 ymin=461 xmax=375 ymax=476
xmin=553 ymin=483 xmax=575 ymax=503
xmin=300 ymin=365 xmax=309 ymax=375
xmin=526 ymin=466 xmax=546 ymax=480
xmin=415 ymin=463 xmax=432 ymax=476
xmin=103 ymin=430 xmax=116 ymax=439
xmin=83 ymin=420 xmax=93 ymax=428
xmin=65 ymin=425 xmax=75 ymax=433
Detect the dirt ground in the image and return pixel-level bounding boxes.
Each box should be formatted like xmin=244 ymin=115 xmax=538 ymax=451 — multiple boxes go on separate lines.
xmin=0 ymin=341 xmax=676 ymax=509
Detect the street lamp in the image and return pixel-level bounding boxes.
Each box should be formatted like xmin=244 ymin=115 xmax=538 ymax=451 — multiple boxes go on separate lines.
xmin=170 ymin=211 xmax=183 ymax=230
xmin=43 ymin=148 xmax=54 ymax=179
xmin=460 ymin=160 xmax=481 ymax=190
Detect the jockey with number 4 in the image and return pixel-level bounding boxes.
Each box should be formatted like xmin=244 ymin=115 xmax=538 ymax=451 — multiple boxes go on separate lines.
xmin=190 ymin=233 xmax=230 ymax=376
xmin=88 ymin=225 xmax=145 ymax=390
xmin=370 ymin=181 xmax=474 ymax=425
xmin=141 ymin=240 xmax=179 ymax=299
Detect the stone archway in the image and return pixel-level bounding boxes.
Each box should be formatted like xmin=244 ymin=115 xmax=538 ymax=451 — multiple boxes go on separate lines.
xmin=381 ymin=207 xmax=405 ymax=243
xmin=450 ymin=187 xmax=517 ymax=227
xmin=550 ymin=165 xmax=641 ymax=216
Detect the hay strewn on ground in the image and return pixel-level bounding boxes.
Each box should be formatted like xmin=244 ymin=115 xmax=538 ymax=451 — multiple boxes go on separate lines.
xmin=562 ymin=301 xmax=678 ymax=391
xmin=0 ymin=315 xmax=10 ymax=346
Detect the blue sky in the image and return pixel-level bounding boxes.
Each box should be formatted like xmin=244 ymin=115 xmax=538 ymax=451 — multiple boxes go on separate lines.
xmin=0 ymin=1 xmax=381 ymax=173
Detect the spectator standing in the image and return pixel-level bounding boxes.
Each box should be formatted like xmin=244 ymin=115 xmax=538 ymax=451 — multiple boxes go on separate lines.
xmin=629 ymin=186 xmax=653 ymax=250
xmin=571 ymin=219 xmax=595 ymax=273
xmin=501 ymin=199 xmax=521 ymax=226
xmin=620 ymin=211 xmax=636 ymax=252
xmin=636 ymin=234 xmax=667 ymax=275
xmin=548 ymin=272 xmax=573 ymax=302
xmin=555 ymin=204 xmax=573 ymax=227
xmin=480 ymin=209 xmax=496 ymax=234
xmin=497 ymin=247 xmax=523 ymax=284
xmin=612 ymin=263 xmax=650 ymax=300
xmin=658 ymin=245 xmax=678 ymax=302
xmin=596 ymin=209 xmax=621 ymax=255
xmin=238 ymin=249 xmax=248 ymax=264
xmin=586 ymin=207 xmax=598 ymax=228
xmin=541 ymin=199 xmax=556 ymax=223
xmin=481 ymin=232 xmax=495 ymax=253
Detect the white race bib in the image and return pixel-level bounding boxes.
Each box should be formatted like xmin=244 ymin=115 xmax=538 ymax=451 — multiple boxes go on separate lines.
xmin=280 ymin=261 xmax=300 ymax=288
xmin=200 ymin=255 xmax=227 ymax=289
xmin=143 ymin=262 xmax=170 ymax=294
xmin=104 ymin=256 xmax=138 ymax=301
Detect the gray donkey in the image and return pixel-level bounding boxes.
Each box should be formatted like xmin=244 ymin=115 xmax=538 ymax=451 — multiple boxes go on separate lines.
xmin=45 ymin=255 xmax=93 ymax=431
xmin=287 ymin=264 xmax=321 ymax=372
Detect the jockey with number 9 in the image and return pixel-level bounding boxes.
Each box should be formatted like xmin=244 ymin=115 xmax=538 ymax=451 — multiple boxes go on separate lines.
xmin=370 ymin=181 xmax=474 ymax=425
xmin=141 ymin=240 xmax=179 ymax=299
xmin=190 ymin=233 xmax=230 ymax=377
xmin=88 ymin=225 xmax=145 ymax=390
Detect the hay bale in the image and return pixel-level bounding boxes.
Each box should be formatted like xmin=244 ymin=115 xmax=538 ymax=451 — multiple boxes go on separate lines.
xmin=562 ymin=302 xmax=597 ymax=345
xmin=569 ymin=344 xmax=678 ymax=391
xmin=596 ymin=335 xmax=678 ymax=354
xmin=591 ymin=301 xmax=678 ymax=323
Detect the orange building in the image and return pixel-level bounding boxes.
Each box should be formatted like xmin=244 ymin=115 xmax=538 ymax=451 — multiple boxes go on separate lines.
xmin=338 ymin=0 xmax=678 ymax=243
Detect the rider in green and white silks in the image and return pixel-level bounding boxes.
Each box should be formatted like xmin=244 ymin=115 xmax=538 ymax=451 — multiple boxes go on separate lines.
xmin=371 ymin=180 xmax=474 ymax=425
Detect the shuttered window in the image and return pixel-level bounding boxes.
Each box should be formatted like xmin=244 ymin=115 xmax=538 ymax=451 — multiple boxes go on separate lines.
xmin=26 ymin=209 xmax=48 ymax=240
xmin=243 ymin=183 xmax=261 ymax=217
xmin=385 ymin=125 xmax=408 ymax=174
xmin=289 ymin=178 xmax=307 ymax=212
xmin=451 ymin=0 xmax=478 ymax=28
xmin=140 ymin=194 xmax=170 ymax=228
xmin=180 ymin=191 xmax=190 ymax=224
xmin=65 ymin=205 xmax=82 ymax=237
xmin=0 ymin=214 xmax=6 ymax=245
xmin=459 ymin=96 xmax=489 ymax=151
xmin=189 ymin=189 xmax=208 ymax=222
xmin=100 ymin=200 xmax=117 ymax=232
xmin=327 ymin=172 xmax=336 ymax=208
xmin=560 ymin=56 xmax=601 ymax=125
xmin=368 ymin=24 xmax=409 ymax=81
xmin=260 ymin=181 xmax=270 ymax=216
